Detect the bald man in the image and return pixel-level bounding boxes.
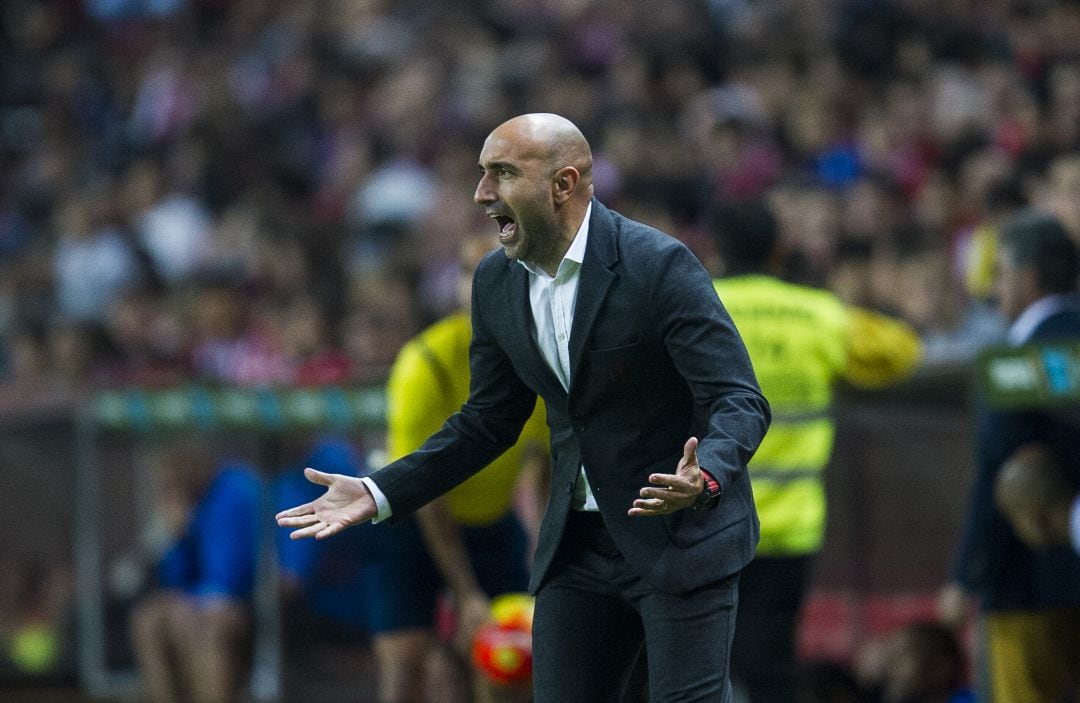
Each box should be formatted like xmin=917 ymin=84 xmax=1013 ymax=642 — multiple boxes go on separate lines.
xmin=278 ymin=114 xmax=770 ymax=702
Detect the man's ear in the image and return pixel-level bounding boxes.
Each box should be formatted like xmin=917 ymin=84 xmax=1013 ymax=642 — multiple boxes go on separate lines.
xmin=551 ymin=166 xmax=580 ymax=205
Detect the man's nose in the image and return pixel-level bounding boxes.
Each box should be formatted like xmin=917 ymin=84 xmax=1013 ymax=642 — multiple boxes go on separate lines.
xmin=474 ymin=175 xmax=494 ymax=205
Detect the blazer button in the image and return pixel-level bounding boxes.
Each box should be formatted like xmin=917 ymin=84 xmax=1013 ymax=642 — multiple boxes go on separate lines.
xmin=574 ymin=422 xmax=586 ymax=432
xmin=566 ymin=481 xmax=575 ymax=495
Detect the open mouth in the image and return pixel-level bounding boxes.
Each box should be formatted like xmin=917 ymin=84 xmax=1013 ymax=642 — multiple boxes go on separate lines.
xmin=493 ymin=215 xmax=517 ymax=242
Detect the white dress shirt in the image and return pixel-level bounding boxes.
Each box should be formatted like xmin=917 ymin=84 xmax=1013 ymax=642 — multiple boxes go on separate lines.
xmin=362 ymin=203 xmax=596 ymax=521
xmin=517 ymin=202 xmax=597 ymax=510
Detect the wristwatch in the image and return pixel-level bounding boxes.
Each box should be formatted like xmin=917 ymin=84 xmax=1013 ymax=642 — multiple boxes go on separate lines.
xmin=691 ymin=469 xmax=722 ymax=511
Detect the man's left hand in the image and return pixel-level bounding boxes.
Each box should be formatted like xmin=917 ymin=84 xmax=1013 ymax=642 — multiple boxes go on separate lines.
xmin=628 ymin=437 xmax=703 ymax=516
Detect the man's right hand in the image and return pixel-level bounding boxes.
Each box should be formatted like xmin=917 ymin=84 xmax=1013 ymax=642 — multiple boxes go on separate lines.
xmin=275 ymin=468 xmax=376 ymax=540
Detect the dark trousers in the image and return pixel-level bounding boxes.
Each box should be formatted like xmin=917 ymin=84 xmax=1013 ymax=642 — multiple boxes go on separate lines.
xmin=729 ymin=554 xmax=812 ymax=703
xmin=532 ymin=510 xmax=740 ymax=703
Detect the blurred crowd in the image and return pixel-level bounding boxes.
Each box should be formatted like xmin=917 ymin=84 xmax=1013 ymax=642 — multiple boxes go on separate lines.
xmin=2 ymin=0 xmax=1080 ymax=395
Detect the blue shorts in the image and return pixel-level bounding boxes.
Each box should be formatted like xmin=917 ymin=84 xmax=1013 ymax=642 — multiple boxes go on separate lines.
xmin=359 ymin=512 xmax=530 ymax=634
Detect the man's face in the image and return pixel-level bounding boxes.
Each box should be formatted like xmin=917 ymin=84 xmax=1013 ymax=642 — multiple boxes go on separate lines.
xmin=473 ymin=126 xmax=560 ymax=269
xmin=994 ymin=244 xmax=1035 ymax=322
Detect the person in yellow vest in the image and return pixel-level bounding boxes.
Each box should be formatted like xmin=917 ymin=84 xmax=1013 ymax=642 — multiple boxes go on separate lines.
xmin=376 ymin=233 xmax=549 ymax=703
xmin=710 ymin=200 xmax=923 ymax=703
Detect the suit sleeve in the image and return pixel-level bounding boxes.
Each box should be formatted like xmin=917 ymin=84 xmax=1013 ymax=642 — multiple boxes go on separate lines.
xmin=653 ymin=243 xmax=771 ymax=493
xmin=371 ymin=263 xmax=538 ymax=520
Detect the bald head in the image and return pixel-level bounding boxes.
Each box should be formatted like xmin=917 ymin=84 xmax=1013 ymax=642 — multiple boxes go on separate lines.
xmin=491 ymin=113 xmax=594 ymax=194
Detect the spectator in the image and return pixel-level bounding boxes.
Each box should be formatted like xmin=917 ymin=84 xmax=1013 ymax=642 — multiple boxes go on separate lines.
xmin=274 ymin=435 xmax=374 ymax=680
xmin=51 ymin=187 xmax=142 ymax=325
xmin=122 ymin=159 xmax=214 ymax=286
xmin=97 ymin=290 xmax=190 ymax=386
xmin=341 ymin=271 xmax=420 ymax=383
xmin=186 ymin=275 xmax=289 ymax=386
xmin=276 ymin=294 xmax=352 ymax=386
xmin=128 ymin=439 xmax=262 ymax=703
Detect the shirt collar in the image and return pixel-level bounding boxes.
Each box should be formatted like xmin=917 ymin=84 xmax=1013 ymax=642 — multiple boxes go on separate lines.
xmin=1007 ymin=293 xmax=1080 ymax=345
xmin=519 ymin=202 xmax=592 ymax=279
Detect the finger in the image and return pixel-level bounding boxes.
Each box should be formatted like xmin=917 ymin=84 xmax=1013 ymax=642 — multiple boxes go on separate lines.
xmin=640 ymin=486 xmax=676 ymax=500
xmin=289 ymin=522 xmax=326 ymax=540
xmin=316 ymin=522 xmax=347 ymax=540
xmin=680 ymin=436 xmax=699 ymax=469
xmin=647 ymin=472 xmax=676 ymax=486
xmin=630 ymin=497 xmax=666 ymax=512
xmin=277 ymin=514 xmax=321 ymax=528
xmin=275 ymin=501 xmax=316 ymax=520
xmin=304 ymin=467 xmax=335 ymax=486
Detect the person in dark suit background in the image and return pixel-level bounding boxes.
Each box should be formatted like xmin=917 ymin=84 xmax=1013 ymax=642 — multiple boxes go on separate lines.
xmin=277 ymin=113 xmax=770 ymax=703
xmin=939 ymin=209 xmax=1080 ymax=702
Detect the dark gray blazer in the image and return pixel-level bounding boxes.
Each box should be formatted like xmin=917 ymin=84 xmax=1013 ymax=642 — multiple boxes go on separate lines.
xmin=372 ymin=199 xmax=770 ymax=594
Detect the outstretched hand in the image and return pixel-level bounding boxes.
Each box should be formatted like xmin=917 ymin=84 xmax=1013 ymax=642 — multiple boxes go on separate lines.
xmin=275 ymin=468 xmax=376 ymax=540
xmin=629 ymin=437 xmax=704 ymax=516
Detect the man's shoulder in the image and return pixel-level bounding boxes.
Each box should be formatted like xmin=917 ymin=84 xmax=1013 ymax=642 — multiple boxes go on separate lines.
xmin=603 ymin=205 xmax=679 ymax=245
xmin=595 ymin=205 xmax=689 ymax=271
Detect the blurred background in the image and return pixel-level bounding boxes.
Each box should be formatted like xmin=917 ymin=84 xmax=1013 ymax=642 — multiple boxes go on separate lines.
xmin=1 ymin=0 xmax=1079 ymax=701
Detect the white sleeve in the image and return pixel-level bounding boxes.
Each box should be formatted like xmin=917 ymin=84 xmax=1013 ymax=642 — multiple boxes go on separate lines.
xmin=360 ymin=476 xmax=393 ymax=523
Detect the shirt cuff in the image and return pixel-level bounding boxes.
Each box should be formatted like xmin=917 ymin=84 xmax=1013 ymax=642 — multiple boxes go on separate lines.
xmin=360 ymin=476 xmax=392 ymax=523
xmin=1070 ymin=493 xmax=1080 ymax=554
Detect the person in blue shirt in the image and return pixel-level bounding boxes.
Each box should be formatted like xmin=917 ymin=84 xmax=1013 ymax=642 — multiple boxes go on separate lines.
xmin=128 ymin=439 xmax=262 ymax=703
xmin=274 ymin=435 xmax=374 ymax=649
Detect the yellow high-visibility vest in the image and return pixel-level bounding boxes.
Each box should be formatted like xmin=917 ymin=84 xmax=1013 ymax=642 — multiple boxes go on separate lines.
xmin=714 ymin=275 xmax=922 ymax=555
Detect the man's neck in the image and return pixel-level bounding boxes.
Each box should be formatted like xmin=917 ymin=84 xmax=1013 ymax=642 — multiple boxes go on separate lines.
xmin=535 ymin=202 xmax=591 ymax=276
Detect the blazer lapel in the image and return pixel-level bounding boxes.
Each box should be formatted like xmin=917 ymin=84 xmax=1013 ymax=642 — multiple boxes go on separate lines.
xmin=569 ymin=200 xmax=618 ymax=385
